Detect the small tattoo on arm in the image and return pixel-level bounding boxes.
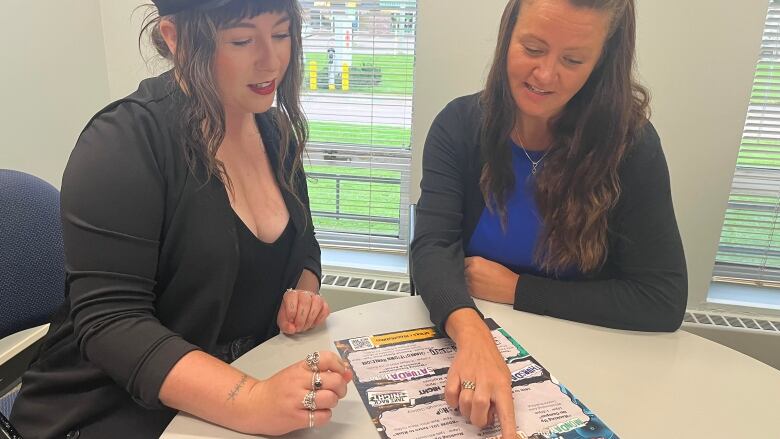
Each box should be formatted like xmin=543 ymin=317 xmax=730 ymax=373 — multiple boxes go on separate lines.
xmin=228 ymin=374 xmax=248 ymax=401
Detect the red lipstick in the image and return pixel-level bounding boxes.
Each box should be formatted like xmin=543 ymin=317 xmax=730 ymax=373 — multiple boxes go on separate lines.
xmin=249 ymin=79 xmax=276 ymax=95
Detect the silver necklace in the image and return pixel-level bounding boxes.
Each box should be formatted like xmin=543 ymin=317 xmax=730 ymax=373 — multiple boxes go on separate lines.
xmin=517 ymin=142 xmax=552 ymax=175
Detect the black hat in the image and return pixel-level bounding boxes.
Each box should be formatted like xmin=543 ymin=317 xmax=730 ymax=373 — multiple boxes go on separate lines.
xmin=153 ymin=0 xmax=215 ymax=16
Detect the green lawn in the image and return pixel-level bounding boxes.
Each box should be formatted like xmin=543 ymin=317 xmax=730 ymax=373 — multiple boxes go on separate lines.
xmin=303 ymin=53 xmax=415 ymax=95
xmin=308 ymin=121 xmax=411 ymax=148
xmin=717 ymin=66 xmax=780 ymax=267
xmin=716 ymin=111 xmax=780 ymax=268
xmin=298 ymin=52 xmax=413 ymax=236
xmin=305 ymin=164 xmax=402 ymax=236
xmin=732 ymin=138 xmax=780 ymax=168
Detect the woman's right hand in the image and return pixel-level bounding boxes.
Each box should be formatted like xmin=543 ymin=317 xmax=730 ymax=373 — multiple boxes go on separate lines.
xmin=445 ymin=309 xmax=517 ymax=439
xmin=245 ymin=351 xmax=353 ymax=435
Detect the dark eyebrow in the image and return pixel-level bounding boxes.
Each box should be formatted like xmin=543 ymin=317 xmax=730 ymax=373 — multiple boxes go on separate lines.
xmin=223 ymin=15 xmax=290 ymax=30
xmin=225 ymin=22 xmax=256 ymax=29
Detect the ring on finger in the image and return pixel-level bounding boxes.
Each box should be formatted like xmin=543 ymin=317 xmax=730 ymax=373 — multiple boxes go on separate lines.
xmin=302 ymin=390 xmax=317 ymax=410
xmin=287 ymin=288 xmax=316 ymax=296
xmin=311 ymin=371 xmax=322 ymax=390
xmin=461 ymin=380 xmax=476 ymax=391
xmin=308 ymin=410 xmax=315 ymax=429
xmin=305 ymin=351 xmax=320 ymax=372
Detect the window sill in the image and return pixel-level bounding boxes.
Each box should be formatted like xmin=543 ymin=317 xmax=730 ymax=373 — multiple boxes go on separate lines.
xmin=706 ymin=282 xmax=780 ymax=316
xmin=321 ymin=248 xmax=408 ymax=277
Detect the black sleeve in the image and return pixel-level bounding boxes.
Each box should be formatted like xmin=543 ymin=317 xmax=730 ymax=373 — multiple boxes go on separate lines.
xmin=61 ymin=103 xmax=198 ymax=409
xmin=411 ymin=100 xmax=483 ymax=332
xmin=299 ymin=168 xmax=322 ymax=284
xmin=514 ymin=123 xmax=688 ymax=332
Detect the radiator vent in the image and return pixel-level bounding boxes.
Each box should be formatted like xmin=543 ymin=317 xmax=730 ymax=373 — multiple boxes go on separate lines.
xmin=323 ymin=275 xmax=780 ymax=335
xmin=321 ymin=273 xmax=412 ymax=294
xmin=683 ymin=310 xmax=780 ymax=334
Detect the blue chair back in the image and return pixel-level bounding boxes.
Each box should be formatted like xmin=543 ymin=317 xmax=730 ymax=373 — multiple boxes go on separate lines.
xmin=0 ymin=169 xmax=65 ymax=339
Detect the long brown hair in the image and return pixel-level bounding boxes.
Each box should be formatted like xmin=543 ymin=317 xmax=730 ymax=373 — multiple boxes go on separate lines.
xmin=480 ymin=0 xmax=649 ymax=274
xmin=139 ymin=0 xmax=308 ymax=200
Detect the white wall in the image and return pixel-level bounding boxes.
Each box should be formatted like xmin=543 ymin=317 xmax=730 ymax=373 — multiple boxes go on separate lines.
xmin=99 ymin=0 xmax=168 ymax=100
xmin=0 ymin=0 xmax=111 ymax=187
xmin=409 ymin=0 xmax=509 ymax=200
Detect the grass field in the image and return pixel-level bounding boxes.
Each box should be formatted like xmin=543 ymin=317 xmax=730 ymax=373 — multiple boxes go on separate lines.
xmin=308 ymin=121 xmax=411 ymax=148
xmin=716 ymin=63 xmax=780 ymax=269
xmin=298 ymin=52 xmax=413 ymax=237
xmin=305 ymin=165 xmax=402 ymax=236
xmin=303 ymin=53 xmax=415 ymax=95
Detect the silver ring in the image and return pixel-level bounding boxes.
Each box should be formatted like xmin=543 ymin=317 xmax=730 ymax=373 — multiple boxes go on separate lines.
xmin=308 ymin=409 xmax=315 ymax=428
xmin=311 ymin=371 xmax=322 ymax=390
xmin=302 ymin=390 xmax=317 ymax=410
xmin=462 ymin=380 xmax=476 ymax=391
xmin=305 ymin=351 xmax=320 ymax=372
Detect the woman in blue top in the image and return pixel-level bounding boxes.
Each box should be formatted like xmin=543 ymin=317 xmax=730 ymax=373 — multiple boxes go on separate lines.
xmin=411 ymin=0 xmax=687 ymax=436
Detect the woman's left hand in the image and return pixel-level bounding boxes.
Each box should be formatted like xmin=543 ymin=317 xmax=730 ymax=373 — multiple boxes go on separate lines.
xmin=277 ymin=289 xmax=330 ymax=335
xmin=464 ymin=257 xmax=519 ymax=305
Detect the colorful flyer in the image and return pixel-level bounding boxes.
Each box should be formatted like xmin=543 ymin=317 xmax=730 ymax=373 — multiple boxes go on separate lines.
xmin=334 ymin=318 xmax=618 ymax=439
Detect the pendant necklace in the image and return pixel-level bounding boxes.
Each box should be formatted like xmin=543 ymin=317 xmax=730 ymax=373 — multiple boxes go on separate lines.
xmin=516 ymin=139 xmax=551 ymax=175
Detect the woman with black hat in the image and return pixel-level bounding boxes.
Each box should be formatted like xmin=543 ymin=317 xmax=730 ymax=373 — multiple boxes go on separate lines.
xmin=10 ymin=1 xmax=352 ymax=437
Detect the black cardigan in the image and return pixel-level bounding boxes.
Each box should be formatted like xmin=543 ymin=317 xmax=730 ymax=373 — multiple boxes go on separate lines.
xmin=10 ymin=72 xmax=321 ymax=438
xmin=411 ymin=93 xmax=687 ymax=333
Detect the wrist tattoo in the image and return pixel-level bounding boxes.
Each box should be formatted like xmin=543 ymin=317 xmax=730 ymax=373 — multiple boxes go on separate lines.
xmin=227 ymin=374 xmax=248 ymax=401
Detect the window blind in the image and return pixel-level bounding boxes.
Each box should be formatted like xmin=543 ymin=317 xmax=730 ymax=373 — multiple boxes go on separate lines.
xmin=299 ymin=0 xmax=417 ymax=252
xmin=714 ymin=0 xmax=780 ymax=286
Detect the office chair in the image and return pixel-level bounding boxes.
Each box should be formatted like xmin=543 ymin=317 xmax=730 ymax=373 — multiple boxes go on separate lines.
xmin=0 ymin=169 xmax=65 ymax=427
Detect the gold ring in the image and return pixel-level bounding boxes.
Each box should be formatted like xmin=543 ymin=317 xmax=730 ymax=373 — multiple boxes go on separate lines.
xmin=462 ymin=380 xmax=476 ymax=391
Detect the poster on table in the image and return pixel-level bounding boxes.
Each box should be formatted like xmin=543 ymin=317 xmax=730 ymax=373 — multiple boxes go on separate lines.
xmin=334 ymin=318 xmax=618 ymax=439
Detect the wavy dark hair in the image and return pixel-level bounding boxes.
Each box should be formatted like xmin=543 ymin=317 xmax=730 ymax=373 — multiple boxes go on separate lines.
xmin=480 ymin=0 xmax=649 ymax=274
xmin=139 ymin=0 xmax=307 ymax=201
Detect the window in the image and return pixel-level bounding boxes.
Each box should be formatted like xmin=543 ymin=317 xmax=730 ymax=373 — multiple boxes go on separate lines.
xmin=299 ymin=0 xmax=417 ymax=252
xmin=714 ymin=1 xmax=780 ymax=286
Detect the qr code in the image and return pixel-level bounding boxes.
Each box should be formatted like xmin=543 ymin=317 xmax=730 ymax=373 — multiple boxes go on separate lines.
xmin=349 ymin=337 xmax=375 ymax=351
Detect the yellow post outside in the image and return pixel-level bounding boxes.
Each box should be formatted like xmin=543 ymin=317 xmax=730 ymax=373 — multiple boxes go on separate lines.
xmin=309 ymin=60 xmax=318 ymax=90
xmin=342 ymin=63 xmax=350 ymax=91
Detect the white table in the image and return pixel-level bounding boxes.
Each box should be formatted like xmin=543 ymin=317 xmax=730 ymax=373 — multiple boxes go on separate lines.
xmin=162 ymin=296 xmax=780 ymax=438
xmin=0 ymin=324 xmax=48 ymax=366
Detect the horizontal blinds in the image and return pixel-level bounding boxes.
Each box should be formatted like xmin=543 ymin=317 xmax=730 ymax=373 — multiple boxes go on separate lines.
xmin=299 ymin=0 xmax=416 ymax=252
xmin=713 ymin=0 xmax=780 ymax=286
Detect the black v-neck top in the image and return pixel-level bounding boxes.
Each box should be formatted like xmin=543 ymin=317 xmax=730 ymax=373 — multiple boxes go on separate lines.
xmin=10 ymin=71 xmax=321 ymax=439
xmin=218 ymin=213 xmax=294 ymax=344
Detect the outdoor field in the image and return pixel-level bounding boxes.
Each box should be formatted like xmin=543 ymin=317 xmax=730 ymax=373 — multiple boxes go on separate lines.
xmin=301 ymin=52 xmax=414 ymax=238
xmin=713 ymin=61 xmax=780 ymax=268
